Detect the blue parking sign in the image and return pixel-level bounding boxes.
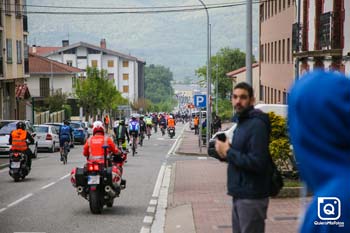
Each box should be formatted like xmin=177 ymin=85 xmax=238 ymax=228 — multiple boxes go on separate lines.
xmin=194 ymin=95 xmax=206 ymax=108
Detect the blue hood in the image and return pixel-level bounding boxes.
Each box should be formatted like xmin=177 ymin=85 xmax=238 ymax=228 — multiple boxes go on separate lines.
xmin=288 ymin=70 xmax=350 ymax=232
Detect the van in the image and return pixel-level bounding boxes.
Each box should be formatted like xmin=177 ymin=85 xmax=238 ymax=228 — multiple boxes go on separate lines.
xmin=254 ymin=104 xmax=287 ymax=118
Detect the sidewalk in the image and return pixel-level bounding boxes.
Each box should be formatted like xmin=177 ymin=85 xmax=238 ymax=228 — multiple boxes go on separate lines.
xmin=165 ymin=125 xmax=304 ymax=233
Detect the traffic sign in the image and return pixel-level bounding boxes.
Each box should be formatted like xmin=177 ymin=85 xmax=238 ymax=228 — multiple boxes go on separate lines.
xmin=194 ymin=95 xmax=206 ymax=108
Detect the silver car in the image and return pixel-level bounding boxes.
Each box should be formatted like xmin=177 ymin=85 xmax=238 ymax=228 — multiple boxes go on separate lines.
xmin=0 ymin=120 xmax=38 ymax=158
xmin=34 ymin=124 xmax=60 ymax=153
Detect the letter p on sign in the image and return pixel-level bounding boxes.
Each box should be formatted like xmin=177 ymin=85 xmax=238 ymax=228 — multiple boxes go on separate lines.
xmin=194 ymin=95 xmax=206 ymax=108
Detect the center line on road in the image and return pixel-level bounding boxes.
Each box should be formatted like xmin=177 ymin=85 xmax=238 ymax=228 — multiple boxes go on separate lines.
xmin=0 ymin=207 xmax=7 ymax=213
xmin=41 ymin=182 xmax=56 ymax=190
xmin=59 ymin=173 xmax=70 ymax=181
xmin=7 ymin=193 xmax=33 ymax=208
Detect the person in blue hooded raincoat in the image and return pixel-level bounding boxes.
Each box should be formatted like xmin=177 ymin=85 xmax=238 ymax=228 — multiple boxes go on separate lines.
xmin=288 ymin=70 xmax=350 ymax=233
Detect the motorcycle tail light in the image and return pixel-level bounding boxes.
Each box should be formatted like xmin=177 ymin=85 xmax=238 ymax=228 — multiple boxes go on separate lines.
xmin=13 ymin=153 xmax=19 ymax=157
xmin=93 ymin=164 xmax=99 ymax=171
xmin=70 ymin=168 xmax=77 ymax=185
xmin=87 ymin=163 xmax=99 ymax=171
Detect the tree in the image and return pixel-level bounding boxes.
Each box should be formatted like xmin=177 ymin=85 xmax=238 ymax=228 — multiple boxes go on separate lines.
xmin=195 ymin=47 xmax=254 ymax=99
xmin=75 ymin=67 xmax=128 ymax=117
xmin=45 ymin=89 xmax=67 ymax=112
xmin=144 ymin=64 xmax=176 ymax=111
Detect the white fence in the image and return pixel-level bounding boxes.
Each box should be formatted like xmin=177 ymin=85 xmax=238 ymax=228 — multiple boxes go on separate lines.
xmin=35 ymin=110 xmax=65 ymax=124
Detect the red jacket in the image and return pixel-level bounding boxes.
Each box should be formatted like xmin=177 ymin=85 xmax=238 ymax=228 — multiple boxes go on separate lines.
xmin=83 ymin=134 xmax=118 ymax=163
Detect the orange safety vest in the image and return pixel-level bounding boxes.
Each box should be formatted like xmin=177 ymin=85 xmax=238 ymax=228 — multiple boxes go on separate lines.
xmin=168 ymin=118 xmax=175 ymax=128
xmin=84 ymin=135 xmax=116 ymax=162
xmin=11 ymin=129 xmax=28 ymax=151
xmin=194 ymin=117 xmax=199 ymax=126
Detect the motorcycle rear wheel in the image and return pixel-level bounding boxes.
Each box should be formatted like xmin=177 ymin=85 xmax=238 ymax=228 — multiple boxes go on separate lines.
xmin=13 ymin=174 xmax=20 ymax=182
xmin=89 ymin=190 xmax=103 ymax=214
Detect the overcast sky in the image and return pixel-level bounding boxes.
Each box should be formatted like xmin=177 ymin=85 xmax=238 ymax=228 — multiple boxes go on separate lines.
xmin=28 ymin=0 xmax=259 ymax=81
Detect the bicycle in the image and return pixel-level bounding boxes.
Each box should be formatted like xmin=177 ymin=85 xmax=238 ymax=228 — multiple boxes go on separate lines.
xmin=146 ymin=125 xmax=152 ymax=139
xmin=60 ymin=141 xmax=69 ymax=165
xmin=139 ymin=131 xmax=145 ymax=146
xmin=131 ymin=135 xmax=137 ymax=156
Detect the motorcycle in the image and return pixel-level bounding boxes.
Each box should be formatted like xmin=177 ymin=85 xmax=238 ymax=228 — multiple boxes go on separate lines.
xmin=70 ymin=146 xmax=126 ymax=214
xmin=168 ymin=127 xmax=175 ymax=139
xmin=9 ymin=151 xmax=30 ymax=182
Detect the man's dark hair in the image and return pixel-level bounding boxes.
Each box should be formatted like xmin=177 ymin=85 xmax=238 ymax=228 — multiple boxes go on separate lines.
xmin=234 ymin=82 xmax=254 ymax=98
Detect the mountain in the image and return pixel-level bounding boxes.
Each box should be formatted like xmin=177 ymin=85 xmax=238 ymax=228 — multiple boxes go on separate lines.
xmin=27 ymin=0 xmax=259 ymax=81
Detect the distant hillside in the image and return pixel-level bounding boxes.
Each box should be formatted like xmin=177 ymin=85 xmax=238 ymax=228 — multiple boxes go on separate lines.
xmin=28 ymin=0 xmax=259 ymax=81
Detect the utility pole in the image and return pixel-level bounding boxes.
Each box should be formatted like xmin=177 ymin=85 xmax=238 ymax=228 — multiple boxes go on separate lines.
xmin=246 ymin=0 xmax=252 ymax=85
xmin=295 ymin=0 xmax=301 ymax=80
xmin=216 ymin=56 xmax=218 ymax=115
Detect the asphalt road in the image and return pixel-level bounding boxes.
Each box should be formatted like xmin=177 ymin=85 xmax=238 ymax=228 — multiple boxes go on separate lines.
xmin=0 ymin=125 xmax=183 ymax=233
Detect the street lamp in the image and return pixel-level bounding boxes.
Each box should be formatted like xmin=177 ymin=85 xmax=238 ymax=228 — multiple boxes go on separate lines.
xmin=197 ymin=0 xmax=211 ymax=147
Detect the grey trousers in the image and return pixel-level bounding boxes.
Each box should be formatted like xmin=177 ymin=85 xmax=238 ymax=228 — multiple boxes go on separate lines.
xmin=232 ymin=197 xmax=269 ymax=233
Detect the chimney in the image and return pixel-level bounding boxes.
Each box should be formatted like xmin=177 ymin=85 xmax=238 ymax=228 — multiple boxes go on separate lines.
xmin=62 ymin=40 xmax=69 ymax=47
xmin=32 ymin=45 xmax=37 ymax=54
xmin=100 ymin=39 xmax=106 ymax=49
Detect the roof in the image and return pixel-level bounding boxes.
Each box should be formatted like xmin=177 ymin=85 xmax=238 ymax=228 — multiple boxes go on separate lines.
xmin=30 ymin=46 xmax=61 ymax=56
xmin=15 ymin=84 xmax=30 ymax=99
xmin=226 ymin=63 xmax=259 ymax=77
xmin=29 ymin=53 xmax=83 ymax=74
xmin=42 ymin=41 xmax=145 ymax=63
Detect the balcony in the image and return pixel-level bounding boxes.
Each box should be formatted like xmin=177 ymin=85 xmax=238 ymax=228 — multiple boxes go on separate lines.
xmin=23 ymin=15 xmax=28 ymax=32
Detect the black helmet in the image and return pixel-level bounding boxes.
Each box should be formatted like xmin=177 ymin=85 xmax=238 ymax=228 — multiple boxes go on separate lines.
xmin=119 ymin=120 xmax=125 ymax=125
xmin=16 ymin=121 xmax=26 ymax=130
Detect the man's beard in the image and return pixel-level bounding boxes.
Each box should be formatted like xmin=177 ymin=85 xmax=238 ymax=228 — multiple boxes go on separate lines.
xmin=234 ymin=104 xmax=250 ymax=114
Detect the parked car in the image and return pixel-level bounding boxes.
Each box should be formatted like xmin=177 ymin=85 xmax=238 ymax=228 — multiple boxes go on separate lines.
xmin=70 ymin=121 xmax=89 ymax=144
xmin=44 ymin=122 xmax=75 ymax=148
xmin=0 ymin=120 xmax=38 ymax=158
xmin=34 ymin=124 xmax=60 ymax=153
xmin=82 ymin=121 xmax=93 ymax=136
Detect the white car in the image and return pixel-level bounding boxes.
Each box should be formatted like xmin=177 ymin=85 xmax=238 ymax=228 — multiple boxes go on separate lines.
xmin=0 ymin=120 xmax=38 ymax=158
xmin=34 ymin=124 xmax=60 ymax=153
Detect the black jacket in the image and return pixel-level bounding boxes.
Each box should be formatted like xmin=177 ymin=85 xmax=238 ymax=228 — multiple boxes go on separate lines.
xmin=226 ymin=106 xmax=272 ymax=198
xmin=114 ymin=125 xmax=130 ymax=141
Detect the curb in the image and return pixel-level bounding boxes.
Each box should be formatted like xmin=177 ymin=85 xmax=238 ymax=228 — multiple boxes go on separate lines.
xmin=0 ymin=163 xmax=9 ymax=169
xmin=175 ymin=151 xmax=207 ymax=156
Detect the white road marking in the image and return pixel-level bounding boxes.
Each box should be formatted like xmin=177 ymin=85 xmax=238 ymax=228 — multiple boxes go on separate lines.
xmin=151 ymin=165 xmax=172 ymax=233
xmin=40 ymin=182 xmax=56 ymax=190
xmin=143 ymin=216 xmax=154 ymax=224
xmin=0 ymin=168 xmax=9 ymax=173
xmin=198 ymin=157 xmax=207 ymax=160
xmin=149 ymin=199 xmax=157 ymax=206
xmin=7 ymin=193 xmax=33 ymax=208
xmin=59 ymin=173 xmax=70 ymax=180
xmin=147 ymin=206 xmax=156 ymax=213
xmin=0 ymin=208 xmax=7 ymax=213
xmin=140 ymin=227 xmax=150 ymax=233
xmin=152 ymin=164 xmax=166 ymax=198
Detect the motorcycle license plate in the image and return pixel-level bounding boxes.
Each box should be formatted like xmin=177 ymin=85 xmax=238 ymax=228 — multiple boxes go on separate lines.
xmin=11 ymin=162 xmax=21 ymax=168
xmin=88 ymin=175 xmax=100 ymax=185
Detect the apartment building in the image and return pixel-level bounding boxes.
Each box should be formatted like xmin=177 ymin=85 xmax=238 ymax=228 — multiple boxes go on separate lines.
xmin=294 ymin=0 xmax=349 ymax=75
xmin=32 ymin=39 xmax=145 ymax=103
xmin=0 ymin=0 xmax=30 ymax=119
xmin=259 ymin=0 xmax=296 ymax=104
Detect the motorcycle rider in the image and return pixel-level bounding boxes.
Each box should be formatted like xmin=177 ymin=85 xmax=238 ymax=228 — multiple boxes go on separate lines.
xmin=83 ymin=121 xmax=126 ymax=186
xmin=114 ymin=120 xmax=130 ymax=150
xmin=9 ymin=121 xmax=35 ymax=170
xmin=59 ymin=120 xmax=73 ymax=161
xmin=167 ymin=115 xmax=176 ymax=134
xmin=128 ymin=116 xmax=140 ymax=150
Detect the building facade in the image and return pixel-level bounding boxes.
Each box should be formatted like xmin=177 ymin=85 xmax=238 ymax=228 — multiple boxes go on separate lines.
xmin=0 ymin=0 xmax=29 ymax=119
xmin=294 ymin=0 xmax=349 ymax=76
xmin=259 ymin=0 xmax=296 ymax=104
xmin=33 ymin=39 xmax=145 ymax=103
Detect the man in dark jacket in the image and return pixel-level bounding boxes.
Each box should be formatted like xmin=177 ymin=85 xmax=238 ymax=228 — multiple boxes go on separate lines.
xmin=215 ymin=82 xmax=271 ymax=233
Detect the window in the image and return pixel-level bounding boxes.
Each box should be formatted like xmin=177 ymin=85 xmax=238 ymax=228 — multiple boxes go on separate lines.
xmin=275 ymin=0 xmax=278 ymax=14
xmin=287 ymin=0 xmax=291 ymax=7
xmin=122 ymin=60 xmax=129 ymax=67
xmin=91 ymin=60 xmax=98 ymax=67
xmin=283 ymin=0 xmax=285 ymax=9
xmin=274 ymin=89 xmax=277 ymax=103
xmin=66 ymin=60 xmax=73 ymax=66
xmin=282 ymin=39 xmax=285 ymax=63
xmin=5 ymin=0 xmax=10 ymax=15
xmin=278 ymin=90 xmax=281 ymax=103
xmin=40 ymin=78 xmax=50 ymax=97
xmin=123 ymin=73 xmax=129 ymax=80
xmin=278 ymin=40 xmax=281 ymax=63
xmin=279 ymin=0 xmax=281 ymax=12
xmin=123 ymin=85 xmax=129 ymax=93
xmin=15 ymin=0 xmax=21 ymax=17
xmin=265 ymin=43 xmax=267 ymax=62
xmin=108 ymin=73 xmax=114 ymax=80
xmin=16 ymin=40 xmax=22 ymax=64
xmin=261 ymin=44 xmax=264 ymax=62
xmin=267 ymin=0 xmax=270 ymax=18
xmin=274 ymin=41 xmax=277 ymax=63
xmin=271 ymin=0 xmax=274 ymax=17
xmin=108 ymin=60 xmax=114 ymax=67
xmin=287 ymin=38 xmax=290 ymax=63
xmin=72 ymin=77 xmax=77 ymax=89
xmin=6 ymin=39 xmax=12 ymax=63
xmin=283 ymin=91 xmax=287 ymax=104
xmin=271 ymin=42 xmax=273 ymax=63
xmin=267 ymin=43 xmax=270 ymax=63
